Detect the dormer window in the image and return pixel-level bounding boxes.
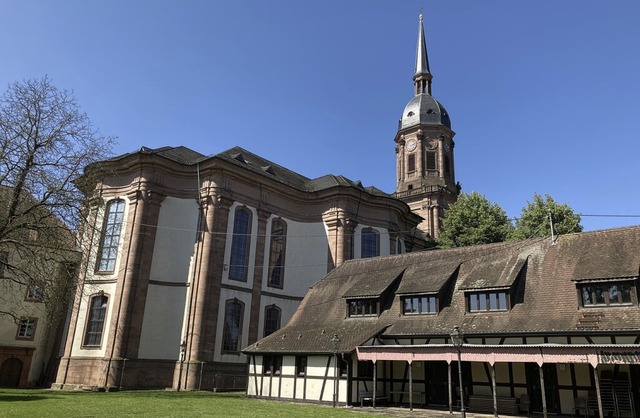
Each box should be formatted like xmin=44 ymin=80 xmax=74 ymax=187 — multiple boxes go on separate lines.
xmin=579 ymin=280 xmax=635 ymax=307
xmin=402 ymin=295 xmax=437 ymax=315
xmin=468 ymin=290 xmax=509 ymax=312
xmin=348 ymin=299 xmax=378 ymax=317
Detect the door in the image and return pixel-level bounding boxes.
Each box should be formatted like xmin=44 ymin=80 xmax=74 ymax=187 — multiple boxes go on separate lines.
xmin=525 ymin=363 xmax=560 ymax=414
xmin=0 ymin=358 xmax=23 ymax=387
xmin=426 ymin=361 xmax=449 ymax=406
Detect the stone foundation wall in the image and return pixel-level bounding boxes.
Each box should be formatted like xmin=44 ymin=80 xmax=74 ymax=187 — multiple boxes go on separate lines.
xmin=55 ymin=357 xmax=177 ymax=390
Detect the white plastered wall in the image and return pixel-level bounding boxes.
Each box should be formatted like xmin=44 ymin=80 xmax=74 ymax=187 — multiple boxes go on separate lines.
xmin=263 ymin=216 xmax=328 ymax=297
xmin=138 ymin=197 xmax=198 ymax=359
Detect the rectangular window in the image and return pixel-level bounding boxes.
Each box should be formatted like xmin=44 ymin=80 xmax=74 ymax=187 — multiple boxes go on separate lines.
xmin=16 ymin=318 xmax=37 ymax=340
xmin=407 ymin=153 xmax=416 ymax=173
xmin=426 ymin=152 xmax=437 ymax=171
xmin=25 ymin=283 xmax=44 ymax=302
xmin=402 ymin=295 xmax=437 ymax=315
xmin=468 ymin=291 xmax=509 ymax=312
xmin=263 ymin=356 xmax=282 ymax=375
xmin=296 ymin=356 xmax=307 ymax=376
xmin=96 ymin=200 xmax=125 ymax=272
xmin=348 ymin=299 xmax=378 ymax=317
xmin=580 ymin=281 xmax=634 ymax=307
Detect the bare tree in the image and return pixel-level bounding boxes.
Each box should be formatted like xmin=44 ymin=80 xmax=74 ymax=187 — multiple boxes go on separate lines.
xmin=0 ymin=76 xmax=114 ymax=329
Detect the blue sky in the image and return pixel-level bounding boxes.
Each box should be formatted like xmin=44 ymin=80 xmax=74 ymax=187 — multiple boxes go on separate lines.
xmin=2 ymin=1 xmax=639 ymax=232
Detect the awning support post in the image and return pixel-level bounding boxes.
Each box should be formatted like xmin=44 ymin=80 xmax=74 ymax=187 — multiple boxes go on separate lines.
xmin=448 ymin=362 xmax=453 ymax=414
xmin=491 ymin=363 xmax=498 ymax=418
xmin=373 ymin=361 xmax=377 ymax=409
xmin=409 ymin=361 xmax=413 ymax=411
xmin=539 ymin=365 xmax=548 ymax=418
xmin=593 ymin=365 xmax=604 ymax=418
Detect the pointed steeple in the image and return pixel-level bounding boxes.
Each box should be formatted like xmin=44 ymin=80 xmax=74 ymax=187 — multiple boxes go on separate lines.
xmin=414 ymin=13 xmax=432 ymax=96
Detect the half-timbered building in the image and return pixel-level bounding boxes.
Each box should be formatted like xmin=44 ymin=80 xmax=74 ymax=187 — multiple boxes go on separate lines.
xmin=244 ymin=226 xmax=640 ymax=417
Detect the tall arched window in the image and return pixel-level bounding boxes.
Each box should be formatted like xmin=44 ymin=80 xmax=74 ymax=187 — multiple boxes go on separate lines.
xmin=96 ymin=199 xmax=125 ymax=272
xmin=361 ymin=228 xmax=380 ymax=258
xmin=263 ymin=305 xmax=281 ymax=337
xmin=229 ymin=207 xmax=252 ymax=281
xmin=267 ymin=218 xmax=287 ymax=288
xmin=222 ymin=299 xmax=244 ymax=353
xmin=83 ymin=294 xmax=109 ymax=347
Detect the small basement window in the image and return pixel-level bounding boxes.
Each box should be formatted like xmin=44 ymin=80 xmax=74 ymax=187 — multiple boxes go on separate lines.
xmin=348 ymin=299 xmax=378 ymax=317
xmin=579 ymin=281 xmax=635 ymax=307
xmin=468 ymin=291 xmax=509 ymax=312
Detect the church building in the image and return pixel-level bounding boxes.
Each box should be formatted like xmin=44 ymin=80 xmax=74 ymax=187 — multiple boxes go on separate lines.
xmin=52 ymin=13 xmax=451 ymax=391
xmin=394 ymin=14 xmax=458 ymax=238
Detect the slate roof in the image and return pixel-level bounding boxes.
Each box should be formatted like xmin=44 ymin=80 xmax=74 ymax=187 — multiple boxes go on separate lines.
xmin=104 ymin=145 xmax=392 ymax=198
xmin=107 ymin=145 xmax=207 ymax=165
xmin=244 ymin=226 xmax=640 ymax=354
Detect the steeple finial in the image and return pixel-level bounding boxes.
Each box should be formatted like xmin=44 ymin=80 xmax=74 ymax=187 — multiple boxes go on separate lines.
xmin=414 ymin=13 xmax=432 ymax=95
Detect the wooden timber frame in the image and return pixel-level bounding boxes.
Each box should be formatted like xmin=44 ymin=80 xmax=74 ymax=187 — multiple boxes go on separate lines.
xmin=356 ymin=343 xmax=640 ymax=418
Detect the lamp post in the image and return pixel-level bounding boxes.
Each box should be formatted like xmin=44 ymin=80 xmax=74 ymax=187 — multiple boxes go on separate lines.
xmin=331 ymin=334 xmax=341 ymax=407
xmin=177 ymin=340 xmax=187 ymax=391
xmin=451 ymin=326 xmax=466 ymax=418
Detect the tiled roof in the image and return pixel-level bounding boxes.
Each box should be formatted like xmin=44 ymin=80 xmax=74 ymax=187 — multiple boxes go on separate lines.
xmin=244 ymin=226 xmax=640 ymax=354
xmin=458 ymin=251 xmax=529 ymax=290
xmin=395 ymin=260 xmax=460 ymax=295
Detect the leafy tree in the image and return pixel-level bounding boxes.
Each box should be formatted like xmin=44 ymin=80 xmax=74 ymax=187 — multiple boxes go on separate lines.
xmin=512 ymin=193 xmax=582 ymax=240
xmin=438 ymin=191 xmax=514 ymax=248
xmin=0 ymin=76 xmax=113 ymax=329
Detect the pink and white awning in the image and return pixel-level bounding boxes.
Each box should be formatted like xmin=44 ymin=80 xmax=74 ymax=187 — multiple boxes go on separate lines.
xmin=356 ymin=344 xmax=640 ymax=367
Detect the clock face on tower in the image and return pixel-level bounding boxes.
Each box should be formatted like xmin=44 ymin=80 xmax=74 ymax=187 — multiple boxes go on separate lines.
xmin=406 ymin=139 xmax=417 ymax=152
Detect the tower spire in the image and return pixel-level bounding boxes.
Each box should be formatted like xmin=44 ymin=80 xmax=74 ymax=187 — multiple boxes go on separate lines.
xmin=414 ymin=13 xmax=432 ymax=95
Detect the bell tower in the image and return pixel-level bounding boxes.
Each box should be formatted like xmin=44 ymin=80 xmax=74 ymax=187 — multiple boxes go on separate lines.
xmin=394 ymin=14 xmax=458 ymax=239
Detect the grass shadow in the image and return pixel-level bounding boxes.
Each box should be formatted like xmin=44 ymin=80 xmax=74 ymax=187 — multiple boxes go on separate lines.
xmin=0 ymin=394 xmax=52 ymax=402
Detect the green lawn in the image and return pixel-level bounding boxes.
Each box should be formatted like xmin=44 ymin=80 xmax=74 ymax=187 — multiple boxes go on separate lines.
xmin=0 ymin=390 xmax=382 ymax=417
